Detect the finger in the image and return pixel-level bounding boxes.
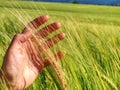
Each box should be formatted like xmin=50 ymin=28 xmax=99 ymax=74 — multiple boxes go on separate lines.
xmin=39 ymin=33 xmax=65 ymax=52
xmin=22 ymin=15 xmax=49 ymax=41
xmin=25 ymin=15 xmax=49 ymax=31
xmin=43 ymin=51 xmax=63 ymax=67
xmin=37 ymin=22 xmax=61 ymax=38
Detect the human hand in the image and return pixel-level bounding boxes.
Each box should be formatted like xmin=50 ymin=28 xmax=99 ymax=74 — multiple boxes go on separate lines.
xmin=0 ymin=15 xmax=65 ymax=90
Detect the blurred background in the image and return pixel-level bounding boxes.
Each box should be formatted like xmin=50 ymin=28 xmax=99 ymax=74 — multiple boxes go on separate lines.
xmin=28 ymin=0 xmax=120 ymax=5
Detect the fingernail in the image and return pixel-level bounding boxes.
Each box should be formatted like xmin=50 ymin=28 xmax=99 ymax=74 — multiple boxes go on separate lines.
xmin=45 ymin=15 xmax=49 ymax=19
xmin=58 ymin=33 xmax=65 ymax=39
xmin=56 ymin=22 xmax=61 ymax=27
xmin=61 ymin=32 xmax=65 ymax=38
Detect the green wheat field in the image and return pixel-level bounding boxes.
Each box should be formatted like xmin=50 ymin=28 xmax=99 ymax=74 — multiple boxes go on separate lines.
xmin=0 ymin=1 xmax=120 ymax=90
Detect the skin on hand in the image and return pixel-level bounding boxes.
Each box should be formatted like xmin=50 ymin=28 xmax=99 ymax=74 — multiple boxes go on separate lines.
xmin=0 ymin=15 xmax=65 ymax=90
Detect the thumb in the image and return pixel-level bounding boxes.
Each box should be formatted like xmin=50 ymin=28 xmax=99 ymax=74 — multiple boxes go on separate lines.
xmin=13 ymin=34 xmax=29 ymax=43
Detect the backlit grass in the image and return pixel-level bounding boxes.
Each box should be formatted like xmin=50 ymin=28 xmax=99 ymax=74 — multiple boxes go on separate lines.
xmin=0 ymin=1 xmax=120 ymax=90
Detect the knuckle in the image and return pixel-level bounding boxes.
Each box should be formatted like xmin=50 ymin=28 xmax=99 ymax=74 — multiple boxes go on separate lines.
xmin=14 ymin=34 xmax=21 ymax=39
xmin=13 ymin=34 xmax=26 ymax=43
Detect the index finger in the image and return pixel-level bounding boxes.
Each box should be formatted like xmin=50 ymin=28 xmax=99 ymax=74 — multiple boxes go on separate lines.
xmin=22 ymin=15 xmax=49 ymax=39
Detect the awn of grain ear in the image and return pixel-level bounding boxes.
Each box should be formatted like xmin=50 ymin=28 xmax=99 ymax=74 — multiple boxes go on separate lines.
xmin=32 ymin=33 xmax=67 ymax=90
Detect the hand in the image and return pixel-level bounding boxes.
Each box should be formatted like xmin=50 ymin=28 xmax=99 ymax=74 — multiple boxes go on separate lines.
xmin=0 ymin=15 xmax=65 ymax=90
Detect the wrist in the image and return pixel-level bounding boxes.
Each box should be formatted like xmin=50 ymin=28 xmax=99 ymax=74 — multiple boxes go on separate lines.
xmin=0 ymin=69 xmax=25 ymax=90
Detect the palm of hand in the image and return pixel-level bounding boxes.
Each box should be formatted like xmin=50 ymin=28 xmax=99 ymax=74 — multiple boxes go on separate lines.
xmin=1 ymin=15 xmax=65 ymax=89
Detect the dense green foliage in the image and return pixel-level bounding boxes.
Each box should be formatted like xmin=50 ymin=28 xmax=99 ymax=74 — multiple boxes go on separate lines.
xmin=0 ymin=1 xmax=120 ymax=90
